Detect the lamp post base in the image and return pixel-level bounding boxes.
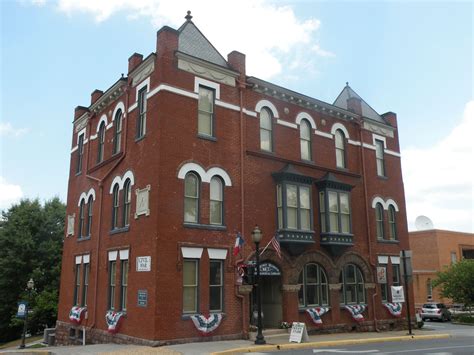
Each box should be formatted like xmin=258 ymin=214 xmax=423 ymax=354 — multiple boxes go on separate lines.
xmin=255 ymin=334 xmax=266 ymax=345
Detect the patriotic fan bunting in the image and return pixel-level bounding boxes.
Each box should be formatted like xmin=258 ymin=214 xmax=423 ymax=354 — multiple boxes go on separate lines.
xmin=105 ymin=311 xmax=125 ymax=334
xmin=344 ymin=305 xmax=367 ymax=322
xmin=190 ymin=313 xmax=223 ymax=335
xmin=306 ymin=307 xmax=330 ymax=325
xmin=69 ymin=306 xmax=86 ymax=325
xmin=383 ymin=302 xmax=403 ymax=317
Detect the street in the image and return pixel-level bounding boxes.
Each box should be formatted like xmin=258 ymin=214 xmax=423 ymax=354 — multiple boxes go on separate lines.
xmin=250 ymin=323 xmax=473 ymax=355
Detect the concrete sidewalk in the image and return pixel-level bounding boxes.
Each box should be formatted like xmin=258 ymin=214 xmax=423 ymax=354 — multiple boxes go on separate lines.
xmin=1 ymin=329 xmax=450 ymax=355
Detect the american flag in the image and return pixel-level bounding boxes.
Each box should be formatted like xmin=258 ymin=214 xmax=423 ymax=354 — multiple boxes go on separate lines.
xmin=271 ymin=233 xmax=281 ymax=259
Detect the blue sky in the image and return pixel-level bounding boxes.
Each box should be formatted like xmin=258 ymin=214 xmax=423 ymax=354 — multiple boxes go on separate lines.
xmin=1 ymin=0 xmax=473 ymax=232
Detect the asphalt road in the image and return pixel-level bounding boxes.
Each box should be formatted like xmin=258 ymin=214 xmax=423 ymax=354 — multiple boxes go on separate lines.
xmin=251 ymin=322 xmax=474 ymax=355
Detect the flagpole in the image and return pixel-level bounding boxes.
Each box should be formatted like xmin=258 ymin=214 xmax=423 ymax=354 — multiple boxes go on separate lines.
xmin=259 ymin=238 xmax=272 ymax=256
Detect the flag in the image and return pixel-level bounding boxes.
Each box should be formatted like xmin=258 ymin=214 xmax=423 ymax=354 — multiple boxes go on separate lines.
xmin=271 ymin=233 xmax=281 ymax=259
xmin=233 ymin=232 xmax=244 ymax=256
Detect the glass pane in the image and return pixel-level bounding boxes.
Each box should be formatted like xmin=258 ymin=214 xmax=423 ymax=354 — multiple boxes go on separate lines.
xmin=377 ymin=159 xmax=384 ymax=175
xmin=306 ymin=285 xmax=317 ymax=305
xmin=260 ymin=109 xmax=271 ymax=129
xmin=345 ymin=284 xmax=355 ymax=303
xmin=357 ymin=284 xmax=365 ymax=303
xmin=278 ymin=207 xmax=283 ymax=229
xmin=356 ymin=268 xmax=364 ymax=283
xmin=300 ymin=209 xmax=310 ymax=230
xmin=329 ymin=212 xmax=338 ymax=232
xmin=184 ymin=198 xmax=197 ymax=223
xmin=381 ymin=283 xmax=388 ymax=302
xmin=298 ymin=287 xmax=304 ymax=307
xmin=375 ymin=140 xmax=384 ymax=159
xmin=287 ymin=185 xmax=297 ymax=207
xmin=300 ymin=121 xmax=311 ymax=139
xmin=301 ymin=140 xmax=311 ymax=160
xmin=287 ymin=207 xmax=297 ymax=229
xmin=277 ymin=185 xmax=282 ymax=207
xmin=341 ymin=214 xmax=350 ymax=233
xmin=210 ymin=178 xmax=222 ymax=201
xmin=345 ymin=265 xmax=355 ymax=283
xmin=321 ymin=284 xmax=328 ymax=305
xmin=209 ymin=287 xmax=221 ymax=311
xmin=183 ymin=288 xmax=196 ymax=312
xmin=299 ymin=186 xmax=310 ymax=209
xmin=336 ymin=149 xmax=345 ymax=167
xmin=260 ymin=130 xmax=271 ymax=151
xmin=199 ymin=87 xmax=213 ymax=112
xmin=185 ymin=175 xmax=198 ymax=197
xmin=335 ymin=130 xmax=344 ymax=148
xmin=210 ymin=201 xmax=222 ymax=225
xmin=210 ymin=261 xmax=222 ymax=285
xmin=198 ymin=112 xmax=212 ymax=135
xmin=306 ymin=264 xmax=318 ymax=283
xmin=340 ymin=193 xmax=349 ymax=213
xmin=183 ymin=261 xmax=197 ymax=285
xmin=328 ymin=192 xmax=338 ymax=212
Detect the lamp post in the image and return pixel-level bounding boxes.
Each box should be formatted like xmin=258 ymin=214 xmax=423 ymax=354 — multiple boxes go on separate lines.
xmin=251 ymin=225 xmax=266 ymax=345
xmin=19 ymin=278 xmax=34 ymax=349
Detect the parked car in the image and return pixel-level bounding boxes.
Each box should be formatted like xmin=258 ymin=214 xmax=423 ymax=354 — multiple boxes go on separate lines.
xmin=421 ymin=303 xmax=452 ymax=322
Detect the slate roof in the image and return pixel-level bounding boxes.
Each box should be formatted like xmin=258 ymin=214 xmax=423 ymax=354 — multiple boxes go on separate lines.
xmin=178 ymin=15 xmax=229 ymax=68
xmin=333 ymin=84 xmax=385 ymax=123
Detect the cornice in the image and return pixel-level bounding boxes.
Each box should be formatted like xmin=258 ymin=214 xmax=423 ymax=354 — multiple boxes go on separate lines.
xmin=129 ymin=53 xmax=156 ymax=87
xmin=89 ymin=78 xmax=128 ymax=114
xmin=176 ymin=51 xmax=239 ymax=78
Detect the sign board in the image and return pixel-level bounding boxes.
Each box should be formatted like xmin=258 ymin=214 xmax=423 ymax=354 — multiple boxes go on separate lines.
xmin=391 ymin=286 xmax=405 ymax=303
xmin=137 ymin=290 xmax=148 ymax=307
xmin=136 ymin=256 xmax=151 ymax=272
xmin=259 ymin=262 xmax=281 ymax=276
xmin=289 ymin=322 xmax=309 ymax=343
xmin=17 ymin=301 xmax=28 ymax=318
xmin=377 ymin=267 xmax=387 ymax=283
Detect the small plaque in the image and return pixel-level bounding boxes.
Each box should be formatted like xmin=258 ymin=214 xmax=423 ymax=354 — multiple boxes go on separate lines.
xmin=137 ymin=290 xmax=147 ymax=307
xmin=135 ymin=185 xmax=151 ymax=219
xmin=67 ymin=214 xmax=75 ymax=236
xmin=136 ymin=256 xmax=151 ymax=272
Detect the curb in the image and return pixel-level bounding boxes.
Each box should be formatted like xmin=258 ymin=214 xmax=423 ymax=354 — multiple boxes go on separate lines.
xmin=210 ymin=333 xmax=451 ymax=354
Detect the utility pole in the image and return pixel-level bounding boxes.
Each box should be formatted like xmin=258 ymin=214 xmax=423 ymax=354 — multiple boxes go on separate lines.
xmin=401 ymin=250 xmax=413 ymax=335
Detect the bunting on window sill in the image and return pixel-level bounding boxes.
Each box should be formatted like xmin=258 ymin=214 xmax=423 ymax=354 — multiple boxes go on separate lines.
xmin=306 ymin=307 xmax=330 ymax=325
xmin=69 ymin=306 xmax=87 ymax=325
xmin=105 ymin=311 xmax=125 ymax=334
xmin=190 ymin=313 xmax=223 ymax=335
xmin=383 ymin=302 xmax=403 ymax=317
xmin=344 ymin=304 xmax=367 ymax=322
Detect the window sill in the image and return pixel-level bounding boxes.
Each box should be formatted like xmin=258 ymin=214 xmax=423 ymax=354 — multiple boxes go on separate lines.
xmin=109 ymin=226 xmax=130 ymax=235
xmin=377 ymin=175 xmax=388 ymax=180
xmin=77 ymin=236 xmax=91 ymax=242
xmin=75 ymin=171 xmax=82 ymax=177
xmin=197 ymin=134 xmax=217 ymax=142
xmin=183 ymin=223 xmax=226 ymax=231
xmin=89 ymin=152 xmax=123 ymax=173
xmin=377 ymin=239 xmax=399 ymax=244
xmin=135 ymin=135 xmax=146 ymax=143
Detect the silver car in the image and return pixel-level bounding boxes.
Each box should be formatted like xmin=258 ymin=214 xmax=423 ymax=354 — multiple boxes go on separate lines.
xmin=421 ymin=303 xmax=452 ymax=322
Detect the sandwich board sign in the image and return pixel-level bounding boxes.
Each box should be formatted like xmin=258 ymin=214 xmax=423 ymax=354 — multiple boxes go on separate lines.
xmin=289 ymin=322 xmax=308 ymax=343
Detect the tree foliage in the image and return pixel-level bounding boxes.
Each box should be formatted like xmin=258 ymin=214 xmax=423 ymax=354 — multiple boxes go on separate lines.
xmin=432 ymin=259 xmax=474 ymax=307
xmin=0 ymin=198 xmax=65 ymax=343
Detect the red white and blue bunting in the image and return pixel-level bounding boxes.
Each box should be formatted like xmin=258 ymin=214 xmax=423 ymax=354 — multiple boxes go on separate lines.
xmin=190 ymin=314 xmax=223 ymax=335
xmin=105 ymin=311 xmax=125 ymax=334
xmin=69 ymin=306 xmax=86 ymax=325
xmin=306 ymin=307 xmax=330 ymax=325
xmin=383 ymin=302 xmax=403 ymax=317
xmin=344 ymin=305 xmax=367 ymax=322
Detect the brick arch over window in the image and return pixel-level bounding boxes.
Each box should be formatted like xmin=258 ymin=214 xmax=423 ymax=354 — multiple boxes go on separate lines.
xmin=295 ymin=112 xmax=316 ymax=130
xmin=330 ymin=122 xmax=350 ymax=139
xmin=255 ymin=99 xmax=279 ymax=119
xmin=77 ymin=188 xmax=96 ymax=206
xmin=109 ymin=170 xmax=135 ymax=193
xmin=97 ymin=114 xmax=108 ymax=133
xmin=112 ymin=101 xmax=125 ymax=122
xmin=335 ymin=251 xmax=374 ymax=283
xmin=177 ymin=162 xmax=232 ymax=186
xmin=288 ymin=250 xmax=336 ymax=284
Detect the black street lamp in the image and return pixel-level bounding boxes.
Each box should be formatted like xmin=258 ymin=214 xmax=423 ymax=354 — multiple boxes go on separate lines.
xmin=251 ymin=225 xmax=266 ymax=345
xmin=19 ymin=278 xmax=34 ymax=349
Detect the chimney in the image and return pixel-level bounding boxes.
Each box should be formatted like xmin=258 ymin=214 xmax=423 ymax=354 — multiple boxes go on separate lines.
xmin=91 ymin=89 xmax=103 ymax=105
xmin=74 ymin=106 xmax=89 ymax=120
xmin=227 ymin=51 xmax=246 ymax=84
xmin=156 ymin=26 xmax=179 ymax=58
xmin=128 ymin=53 xmax=144 ymax=74
xmin=381 ymin=111 xmax=398 ymax=128
xmin=347 ymin=96 xmax=362 ymax=116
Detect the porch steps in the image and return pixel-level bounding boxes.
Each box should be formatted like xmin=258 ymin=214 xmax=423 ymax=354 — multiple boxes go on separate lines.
xmin=249 ymin=328 xmax=289 ymax=341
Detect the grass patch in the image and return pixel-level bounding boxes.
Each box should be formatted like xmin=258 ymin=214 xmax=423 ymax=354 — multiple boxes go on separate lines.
xmin=454 ymin=314 xmax=474 ymax=323
xmin=29 ymin=343 xmax=47 ymax=348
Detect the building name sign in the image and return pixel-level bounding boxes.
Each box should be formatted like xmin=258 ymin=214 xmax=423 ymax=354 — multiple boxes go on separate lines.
xmin=136 ymin=256 xmax=151 ymax=272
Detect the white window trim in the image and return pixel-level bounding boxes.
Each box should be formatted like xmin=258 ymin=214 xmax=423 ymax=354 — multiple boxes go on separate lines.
xmin=119 ymin=249 xmax=129 ymax=260
xmin=75 ymin=255 xmax=83 ymax=264
xmin=255 ymin=100 xmax=279 ymax=119
xmin=177 ymin=162 xmax=232 ymax=187
xmin=371 ymin=196 xmax=399 ymax=212
xmin=77 ymin=188 xmax=96 ymax=206
xmin=97 ymin=114 xmax=108 ymax=133
xmin=83 ymin=254 xmax=90 ymax=264
xmin=112 ymin=102 xmax=126 ymax=122
xmin=109 ymin=170 xmax=135 ymax=193
xmin=194 ymin=77 xmax=220 ymax=100
xmin=330 ymin=123 xmax=350 ymax=138
xmin=373 ymin=134 xmax=387 ymax=149
xmin=378 ymin=256 xmax=389 ymax=264
xmin=181 ymin=247 xmax=204 ymax=259
xmin=295 ymin=112 xmax=316 ymax=130
xmin=208 ymin=248 xmax=228 ymax=260
xmin=390 ymin=256 xmax=400 ymax=265
xmin=108 ymin=250 xmax=118 ymax=261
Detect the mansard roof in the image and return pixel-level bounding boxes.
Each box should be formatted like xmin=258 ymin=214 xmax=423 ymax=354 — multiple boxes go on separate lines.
xmin=177 ymin=13 xmax=229 ymax=68
xmin=333 ymin=83 xmax=385 ymax=124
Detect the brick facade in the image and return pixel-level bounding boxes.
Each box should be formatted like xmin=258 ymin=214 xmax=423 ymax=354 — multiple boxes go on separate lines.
xmin=57 ymin=14 xmax=413 ymax=345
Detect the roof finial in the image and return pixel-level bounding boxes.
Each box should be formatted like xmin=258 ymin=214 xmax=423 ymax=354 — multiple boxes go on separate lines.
xmin=346 ymin=81 xmax=349 ymax=87
xmin=185 ymin=10 xmax=192 ymax=22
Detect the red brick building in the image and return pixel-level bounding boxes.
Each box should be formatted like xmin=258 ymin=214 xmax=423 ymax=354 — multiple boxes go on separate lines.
xmin=57 ymin=13 xmax=412 ymax=345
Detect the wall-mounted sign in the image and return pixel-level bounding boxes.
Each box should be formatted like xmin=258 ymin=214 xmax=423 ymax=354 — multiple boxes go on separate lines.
xmin=391 ymin=286 xmax=405 ymax=303
xmin=259 ymin=262 xmax=281 ymax=276
xmin=136 ymin=256 xmax=151 ymax=272
xmin=137 ymin=290 xmax=148 ymax=307
xmin=135 ymin=185 xmax=151 ymax=219
xmin=377 ymin=267 xmax=387 ymax=283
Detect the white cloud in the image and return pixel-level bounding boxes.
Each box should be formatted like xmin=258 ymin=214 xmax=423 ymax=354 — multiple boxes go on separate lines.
xmin=0 ymin=177 xmax=23 ymax=210
xmin=31 ymin=0 xmax=331 ymax=80
xmin=402 ymin=101 xmax=474 ymax=233
xmin=0 ymin=122 xmax=29 ymax=137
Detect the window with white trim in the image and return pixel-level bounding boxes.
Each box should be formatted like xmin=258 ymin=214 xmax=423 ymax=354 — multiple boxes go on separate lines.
xmin=277 ymin=183 xmax=312 ymax=231
xmin=184 ymin=173 xmax=200 ymax=224
xmin=108 ymin=260 xmax=116 ymax=310
xmin=73 ymin=263 xmax=81 ymax=306
xmin=198 ymin=86 xmax=215 ymax=137
xmin=136 ymin=86 xmax=147 ymax=139
xmin=112 ymin=184 xmax=120 ymax=229
xmin=298 ymin=263 xmax=328 ymax=307
xmin=81 ymin=262 xmax=90 ymax=307
xmin=335 ymin=129 xmax=346 ymax=168
xmin=210 ymin=177 xmax=223 ymax=225
xmin=375 ymin=139 xmax=385 ymax=177
xmin=260 ymin=108 xmax=273 ymax=152
xmin=183 ymin=259 xmax=199 ymax=313
xmin=76 ymin=133 xmax=84 ymax=174
xmin=123 ymin=179 xmax=131 ymax=227
xmin=78 ymin=199 xmax=85 ymax=238
xmin=319 ymin=191 xmax=351 ymax=234
xmin=300 ymin=119 xmax=312 ymax=161
xmin=388 ymin=205 xmax=397 ymax=240
xmin=97 ymin=122 xmax=106 ymax=163
xmin=120 ymin=259 xmax=128 ymax=311
xmin=86 ymin=196 xmax=93 ymax=237
xmin=375 ymin=202 xmax=384 ymax=240
xmin=113 ymin=109 xmax=122 ymax=154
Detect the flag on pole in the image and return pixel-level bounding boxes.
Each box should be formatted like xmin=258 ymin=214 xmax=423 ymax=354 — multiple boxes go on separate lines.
xmin=233 ymin=232 xmax=244 ymax=256
xmin=271 ymin=233 xmax=282 ymax=259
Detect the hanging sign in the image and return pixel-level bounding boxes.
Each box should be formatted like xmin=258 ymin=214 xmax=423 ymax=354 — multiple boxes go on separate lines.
xmin=377 ymin=267 xmax=387 ymax=283
xmin=289 ymin=322 xmax=309 ymax=343
xmin=136 ymin=256 xmax=151 ymax=272
xmin=17 ymin=301 xmax=28 ymax=319
xmin=391 ymin=286 xmax=405 ymax=303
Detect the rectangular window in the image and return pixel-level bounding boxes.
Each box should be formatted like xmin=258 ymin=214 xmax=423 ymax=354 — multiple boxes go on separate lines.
xmin=375 ymin=139 xmax=385 ymax=176
xmin=278 ymin=183 xmax=312 ymax=231
xmin=328 ymin=191 xmax=339 ymax=233
xmin=136 ymin=86 xmax=147 ymax=139
xmin=198 ymin=86 xmax=214 ymax=137
xmin=108 ymin=261 xmax=116 ymax=310
xmin=286 ymin=184 xmax=298 ymax=229
xmin=73 ymin=264 xmax=81 ymax=306
xmin=277 ymin=185 xmax=283 ymax=229
xmin=451 ymin=252 xmax=457 ymax=264
xmin=392 ymin=264 xmax=400 ymax=286
xmin=209 ymin=260 xmax=223 ymax=312
xmin=319 ymin=192 xmax=326 ymax=232
xmin=76 ymin=134 xmax=84 ymax=174
xmin=120 ymin=260 xmax=128 ymax=311
xmin=81 ymin=263 xmax=89 ymax=307
xmin=183 ymin=259 xmax=198 ymax=313
xmin=321 ymin=190 xmax=351 ymax=234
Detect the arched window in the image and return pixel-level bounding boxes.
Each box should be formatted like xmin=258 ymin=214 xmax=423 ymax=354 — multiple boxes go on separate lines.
xmin=123 ymin=179 xmax=131 ymax=227
xmin=335 ymin=129 xmax=346 ymax=168
xmin=97 ymin=122 xmax=106 ymax=163
xmin=184 ymin=173 xmax=200 ymax=223
xmin=340 ymin=264 xmax=365 ymax=304
xmin=86 ymin=195 xmax=93 ymax=237
xmin=298 ymin=263 xmax=328 ymax=307
xmin=79 ymin=199 xmax=85 ymax=238
xmin=113 ymin=109 xmax=122 ymax=154
xmin=112 ymin=184 xmax=120 ymax=229
xmin=388 ymin=205 xmax=397 ymax=240
xmin=260 ymin=108 xmax=273 ymax=152
xmin=300 ymin=119 xmax=312 ymax=161
xmin=210 ymin=177 xmax=223 ymax=225
xmin=375 ymin=203 xmax=385 ymax=240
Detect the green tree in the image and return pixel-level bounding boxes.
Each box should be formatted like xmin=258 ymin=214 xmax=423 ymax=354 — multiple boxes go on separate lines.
xmin=0 ymin=198 xmax=65 ymax=343
xmin=432 ymin=259 xmax=474 ymax=308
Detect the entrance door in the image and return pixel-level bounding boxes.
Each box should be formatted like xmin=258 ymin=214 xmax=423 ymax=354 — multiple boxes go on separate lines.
xmin=261 ymin=274 xmax=282 ymax=328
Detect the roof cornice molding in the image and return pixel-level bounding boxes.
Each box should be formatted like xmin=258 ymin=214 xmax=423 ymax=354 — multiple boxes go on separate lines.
xmin=129 ymin=53 xmax=157 ymax=86
xmin=89 ymin=78 xmax=128 ymax=114
xmin=176 ymin=51 xmax=239 ymax=78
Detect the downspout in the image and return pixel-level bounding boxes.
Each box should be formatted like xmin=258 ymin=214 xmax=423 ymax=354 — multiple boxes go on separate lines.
xmin=86 ymin=84 xmax=130 ymax=329
xmin=356 ymin=117 xmax=379 ymax=332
